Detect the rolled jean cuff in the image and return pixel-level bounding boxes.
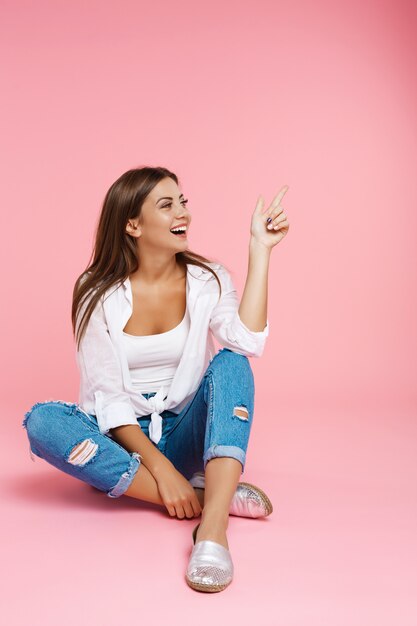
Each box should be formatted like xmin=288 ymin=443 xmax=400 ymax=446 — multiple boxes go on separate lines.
xmin=106 ymin=452 xmax=142 ymax=498
xmin=203 ymin=444 xmax=246 ymax=474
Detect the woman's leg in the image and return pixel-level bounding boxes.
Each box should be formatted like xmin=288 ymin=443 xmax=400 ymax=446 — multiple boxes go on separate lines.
xmin=22 ymin=400 xmax=143 ymax=499
xmin=163 ymin=348 xmax=255 ymax=546
xmin=197 ymin=456 xmax=242 ymax=548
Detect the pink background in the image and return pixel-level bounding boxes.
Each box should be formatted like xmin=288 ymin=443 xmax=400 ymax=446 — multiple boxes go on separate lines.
xmin=2 ymin=0 xmax=416 ymax=622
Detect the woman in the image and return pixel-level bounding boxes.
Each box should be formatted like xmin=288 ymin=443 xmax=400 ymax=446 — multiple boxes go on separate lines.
xmin=22 ymin=166 xmax=290 ymax=593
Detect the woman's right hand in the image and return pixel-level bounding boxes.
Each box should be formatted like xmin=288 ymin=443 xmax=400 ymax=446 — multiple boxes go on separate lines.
xmin=153 ymin=459 xmax=202 ymax=519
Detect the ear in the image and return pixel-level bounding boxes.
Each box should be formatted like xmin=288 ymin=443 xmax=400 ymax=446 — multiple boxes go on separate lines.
xmin=126 ymin=220 xmax=141 ymax=237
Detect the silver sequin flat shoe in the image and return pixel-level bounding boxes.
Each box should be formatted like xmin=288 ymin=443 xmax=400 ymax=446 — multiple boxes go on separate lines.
xmin=189 ymin=471 xmax=273 ymax=518
xmin=185 ymin=523 xmax=234 ymax=593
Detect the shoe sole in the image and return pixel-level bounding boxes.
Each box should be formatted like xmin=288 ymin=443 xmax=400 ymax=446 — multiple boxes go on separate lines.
xmin=185 ymin=576 xmax=231 ymax=592
xmin=232 ymin=482 xmax=274 ymax=517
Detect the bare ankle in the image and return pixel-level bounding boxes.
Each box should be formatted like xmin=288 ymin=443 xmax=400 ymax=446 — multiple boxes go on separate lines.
xmin=201 ymin=507 xmax=229 ymax=527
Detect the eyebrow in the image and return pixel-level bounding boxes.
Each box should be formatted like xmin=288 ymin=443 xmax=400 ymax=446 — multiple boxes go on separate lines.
xmin=156 ymin=193 xmax=185 ymax=205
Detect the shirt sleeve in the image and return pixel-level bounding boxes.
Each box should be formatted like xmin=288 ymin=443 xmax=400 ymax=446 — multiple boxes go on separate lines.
xmin=76 ymin=294 xmax=138 ymax=435
xmin=208 ymin=266 xmax=270 ymax=358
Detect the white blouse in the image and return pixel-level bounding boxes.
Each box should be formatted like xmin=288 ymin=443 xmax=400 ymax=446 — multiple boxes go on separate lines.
xmin=75 ymin=262 xmax=270 ymax=444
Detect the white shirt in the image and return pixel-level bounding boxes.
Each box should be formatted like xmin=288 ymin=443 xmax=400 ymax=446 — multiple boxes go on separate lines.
xmin=76 ymin=262 xmax=270 ymax=444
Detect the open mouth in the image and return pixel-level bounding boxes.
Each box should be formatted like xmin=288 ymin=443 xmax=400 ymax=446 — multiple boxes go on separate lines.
xmin=170 ymin=227 xmax=187 ymax=238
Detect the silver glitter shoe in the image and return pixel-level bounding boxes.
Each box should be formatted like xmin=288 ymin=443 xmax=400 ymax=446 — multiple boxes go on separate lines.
xmin=189 ymin=471 xmax=273 ymax=518
xmin=185 ymin=523 xmax=234 ymax=593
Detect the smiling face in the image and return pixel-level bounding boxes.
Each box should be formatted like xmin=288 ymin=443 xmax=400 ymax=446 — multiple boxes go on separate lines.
xmin=126 ymin=177 xmax=191 ymax=250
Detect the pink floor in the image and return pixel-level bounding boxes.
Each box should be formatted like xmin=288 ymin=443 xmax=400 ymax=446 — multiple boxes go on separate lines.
xmin=6 ymin=402 xmax=416 ymax=625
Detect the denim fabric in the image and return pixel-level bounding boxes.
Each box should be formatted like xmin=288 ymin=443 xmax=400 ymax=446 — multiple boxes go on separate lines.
xmin=22 ymin=348 xmax=255 ymax=499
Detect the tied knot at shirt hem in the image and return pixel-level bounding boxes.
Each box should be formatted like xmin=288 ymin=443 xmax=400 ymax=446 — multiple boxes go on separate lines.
xmin=94 ymin=387 xmax=168 ymax=444
xmin=146 ymin=386 xmax=168 ymax=444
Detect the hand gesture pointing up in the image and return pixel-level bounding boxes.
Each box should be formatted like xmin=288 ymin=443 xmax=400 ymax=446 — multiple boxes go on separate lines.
xmin=250 ymin=185 xmax=290 ymax=249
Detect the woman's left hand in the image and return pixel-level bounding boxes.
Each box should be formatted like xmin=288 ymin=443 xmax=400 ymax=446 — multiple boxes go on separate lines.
xmin=250 ymin=185 xmax=290 ymax=249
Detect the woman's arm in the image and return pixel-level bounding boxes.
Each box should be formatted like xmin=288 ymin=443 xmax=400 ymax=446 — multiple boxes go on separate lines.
xmin=238 ymin=238 xmax=271 ymax=333
xmin=76 ymin=296 xmax=139 ymax=434
xmin=110 ymin=423 xmax=203 ymax=519
xmin=110 ymin=424 xmax=171 ymax=476
xmin=238 ymin=185 xmax=290 ymax=330
xmin=208 ymin=264 xmax=270 ymax=358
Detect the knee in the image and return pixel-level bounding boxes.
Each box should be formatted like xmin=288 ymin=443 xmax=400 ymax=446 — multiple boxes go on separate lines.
xmin=23 ymin=402 xmax=51 ymax=440
xmin=210 ymin=348 xmax=253 ymax=379
xmin=22 ymin=400 xmax=72 ymax=440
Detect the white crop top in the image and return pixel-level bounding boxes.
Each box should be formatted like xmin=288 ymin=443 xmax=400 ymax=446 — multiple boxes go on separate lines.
xmin=121 ymin=308 xmax=190 ymax=399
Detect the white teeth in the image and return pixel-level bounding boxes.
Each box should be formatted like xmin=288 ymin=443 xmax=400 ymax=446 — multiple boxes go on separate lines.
xmin=170 ymin=226 xmax=187 ymax=233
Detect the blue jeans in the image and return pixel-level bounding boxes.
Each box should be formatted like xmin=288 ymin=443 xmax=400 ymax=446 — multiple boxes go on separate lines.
xmin=22 ymin=348 xmax=255 ymax=499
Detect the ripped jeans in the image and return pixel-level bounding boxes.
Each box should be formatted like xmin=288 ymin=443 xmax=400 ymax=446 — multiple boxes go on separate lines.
xmin=22 ymin=348 xmax=255 ymax=499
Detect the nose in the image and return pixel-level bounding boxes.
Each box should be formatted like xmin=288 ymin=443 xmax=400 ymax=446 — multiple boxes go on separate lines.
xmin=175 ymin=205 xmax=189 ymax=221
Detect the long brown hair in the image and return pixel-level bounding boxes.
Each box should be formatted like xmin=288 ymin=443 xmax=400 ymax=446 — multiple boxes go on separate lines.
xmin=72 ymin=166 xmax=223 ymax=351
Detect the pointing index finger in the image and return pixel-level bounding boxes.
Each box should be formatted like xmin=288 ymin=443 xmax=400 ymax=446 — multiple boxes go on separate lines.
xmin=272 ymin=185 xmax=289 ymax=208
